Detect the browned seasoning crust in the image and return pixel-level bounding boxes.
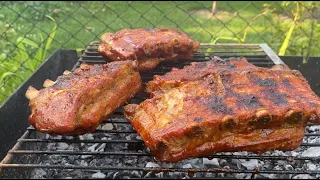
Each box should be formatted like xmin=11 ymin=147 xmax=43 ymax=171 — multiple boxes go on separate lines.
xmin=98 ymin=28 xmax=200 ymax=72
xmin=146 ymin=57 xmax=257 ymax=97
xmin=28 ymin=61 xmax=142 ymax=135
xmin=124 ymin=57 xmax=320 ymax=163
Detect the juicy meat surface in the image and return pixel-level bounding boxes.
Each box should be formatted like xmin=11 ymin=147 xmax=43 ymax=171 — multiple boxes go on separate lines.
xmin=27 ymin=61 xmax=142 ymax=135
xmin=146 ymin=56 xmax=257 ymax=96
xmin=98 ymin=28 xmax=200 ymax=72
xmin=124 ymin=58 xmax=320 ymax=162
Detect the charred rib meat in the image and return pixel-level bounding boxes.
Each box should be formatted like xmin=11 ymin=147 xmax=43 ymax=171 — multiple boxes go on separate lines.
xmin=26 ymin=61 xmax=142 ymax=135
xmin=98 ymin=28 xmax=200 ymax=72
xmin=125 ymin=57 xmax=320 ymax=162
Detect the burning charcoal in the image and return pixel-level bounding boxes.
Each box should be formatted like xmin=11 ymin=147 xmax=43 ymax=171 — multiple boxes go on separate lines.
xmin=302 ymin=147 xmax=320 ymax=157
xmin=53 ymin=135 xmax=63 ymax=139
xmin=113 ymin=172 xmax=119 ymax=179
xmin=284 ymin=164 xmax=294 ymax=171
xmin=203 ymin=158 xmax=220 ymax=167
xmin=308 ymin=137 xmax=320 ymax=144
xmin=182 ymin=163 xmax=193 ymax=168
xmin=145 ymin=162 xmax=160 ymax=168
xmin=235 ymin=173 xmax=246 ymax=179
xmin=31 ymin=169 xmax=47 ymax=179
xmin=239 ymin=159 xmax=259 ymax=170
xmin=91 ymin=172 xmax=106 ymax=179
xmin=81 ymin=155 xmax=92 ymax=159
xmin=83 ymin=133 xmax=94 ymax=140
xmin=63 ymin=136 xmax=74 ymax=140
xmin=276 ymin=160 xmax=287 ymax=166
xmin=233 ymin=151 xmax=248 ymax=156
xmin=101 ymin=123 xmax=113 ymax=130
xmin=292 ymin=174 xmax=316 ymax=179
xmin=125 ymin=136 xmax=131 ymax=140
xmin=81 ymin=160 xmax=88 ymax=166
xmin=273 ymin=150 xmax=287 ymax=156
xmin=231 ymin=159 xmax=242 ymax=169
xmin=168 ymin=172 xmax=183 ymax=178
xmin=219 ymin=159 xmax=228 ymax=167
xmin=268 ymin=174 xmax=280 ymax=179
xmin=186 ymin=158 xmax=201 ymax=165
xmin=204 ymin=173 xmax=216 ymax=178
xmin=259 ymin=173 xmax=271 ymax=178
xmin=57 ymin=142 xmax=69 ymax=150
xmin=307 ymin=163 xmax=317 ymax=171
xmin=308 ymin=125 xmax=320 ymax=132
xmin=130 ymin=171 xmax=142 ymax=178
xmin=155 ymin=172 xmax=164 ymax=178
xmin=273 ymin=165 xmax=283 ymax=170
xmin=88 ymin=143 xmax=99 ymax=152
xmin=291 ymin=151 xmax=300 ymax=156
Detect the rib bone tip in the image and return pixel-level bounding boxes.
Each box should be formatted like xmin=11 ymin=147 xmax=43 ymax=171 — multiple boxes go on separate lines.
xmin=63 ymin=70 xmax=71 ymax=75
xmin=43 ymin=79 xmax=55 ymax=88
xmin=25 ymin=86 xmax=39 ymax=100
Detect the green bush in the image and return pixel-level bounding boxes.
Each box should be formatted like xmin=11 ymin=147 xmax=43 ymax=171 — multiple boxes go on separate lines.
xmin=0 ymin=15 xmax=57 ymax=104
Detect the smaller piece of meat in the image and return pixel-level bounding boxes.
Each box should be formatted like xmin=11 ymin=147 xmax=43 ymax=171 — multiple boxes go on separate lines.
xmin=98 ymin=28 xmax=200 ymax=72
xmin=25 ymin=60 xmax=142 ymax=135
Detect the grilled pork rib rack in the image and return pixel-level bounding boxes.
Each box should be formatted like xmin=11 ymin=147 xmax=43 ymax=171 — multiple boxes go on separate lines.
xmin=124 ymin=57 xmax=320 ymax=163
xmin=25 ymin=61 xmax=142 ymax=135
xmin=98 ymin=28 xmax=200 ymax=72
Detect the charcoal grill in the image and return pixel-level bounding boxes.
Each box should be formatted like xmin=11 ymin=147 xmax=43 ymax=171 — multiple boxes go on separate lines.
xmin=1 ymin=43 xmax=320 ymax=179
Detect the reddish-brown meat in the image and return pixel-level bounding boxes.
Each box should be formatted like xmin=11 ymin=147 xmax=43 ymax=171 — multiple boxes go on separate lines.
xmin=146 ymin=56 xmax=257 ymax=97
xmin=98 ymin=28 xmax=200 ymax=71
xmin=125 ymin=58 xmax=320 ymax=163
xmin=26 ymin=61 xmax=142 ymax=135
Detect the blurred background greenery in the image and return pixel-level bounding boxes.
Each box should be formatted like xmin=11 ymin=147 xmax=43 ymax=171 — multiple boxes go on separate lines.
xmin=0 ymin=1 xmax=319 ymax=104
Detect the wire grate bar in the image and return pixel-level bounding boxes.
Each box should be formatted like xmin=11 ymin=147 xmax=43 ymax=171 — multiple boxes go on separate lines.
xmin=18 ymin=138 xmax=143 ymax=144
xmin=7 ymin=150 xmax=320 ymax=161
xmin=1 ymin=164 xmax=320 ymax=175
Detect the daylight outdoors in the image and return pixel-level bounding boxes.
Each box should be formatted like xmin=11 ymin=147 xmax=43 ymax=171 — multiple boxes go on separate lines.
xmin=1 ymin=1 xmax=319 ymax=104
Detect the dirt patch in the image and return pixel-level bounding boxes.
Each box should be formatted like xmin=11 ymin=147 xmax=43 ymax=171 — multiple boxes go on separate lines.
xmin=188 ymin=9 xmax=237 ymax=20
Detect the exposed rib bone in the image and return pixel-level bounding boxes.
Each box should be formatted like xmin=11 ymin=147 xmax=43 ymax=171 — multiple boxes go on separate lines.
xmin=43 ymin=79 xmax=55 ymax=88
xmin=63 ymin=70 xmax=71 ymax=75
xmin=25 ymin=86 xmax=39 ymax=100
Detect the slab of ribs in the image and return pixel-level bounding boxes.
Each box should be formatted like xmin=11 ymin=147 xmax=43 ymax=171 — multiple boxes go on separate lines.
xmin=124 ymin=57 xmax=320 ymax=162
xmin=25 ymin=60 xmax=141 ymax=135
xmin=98 ymin=28 xmax=200 ymax=72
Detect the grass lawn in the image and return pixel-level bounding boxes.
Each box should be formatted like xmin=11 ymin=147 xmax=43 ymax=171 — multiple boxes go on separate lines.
xmin=0 ymin=1 xmax=318 ymax=103
xmin=1 ymin=1 xmax=290 ymax=55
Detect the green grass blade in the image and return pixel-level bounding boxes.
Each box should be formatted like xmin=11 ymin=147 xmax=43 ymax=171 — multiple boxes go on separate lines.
xmin=33 ymin=33 xmax=44 ymax=68
xmin=278 ymin=2 xmax=299 ymax=56
xmin=17 ymin=37 xmax=33 ymax=71
xmin=43 ymin=15 xmax=57 ymax=59
xmin=0 ymin=72 xmax=24 ymax=86
xmin=20 ymin=37 xmax=39 ymax=48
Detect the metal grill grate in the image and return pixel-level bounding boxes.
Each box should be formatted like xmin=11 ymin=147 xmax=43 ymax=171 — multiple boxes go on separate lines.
xmin=1 ymin=43 xmax=320 ymax=179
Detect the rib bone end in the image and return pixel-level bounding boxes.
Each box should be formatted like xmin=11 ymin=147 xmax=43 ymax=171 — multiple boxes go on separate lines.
xmin=43 ymin=79 xmax=55 ymax=88
xmin=25 ymin=86 xmax=39 ymax=100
